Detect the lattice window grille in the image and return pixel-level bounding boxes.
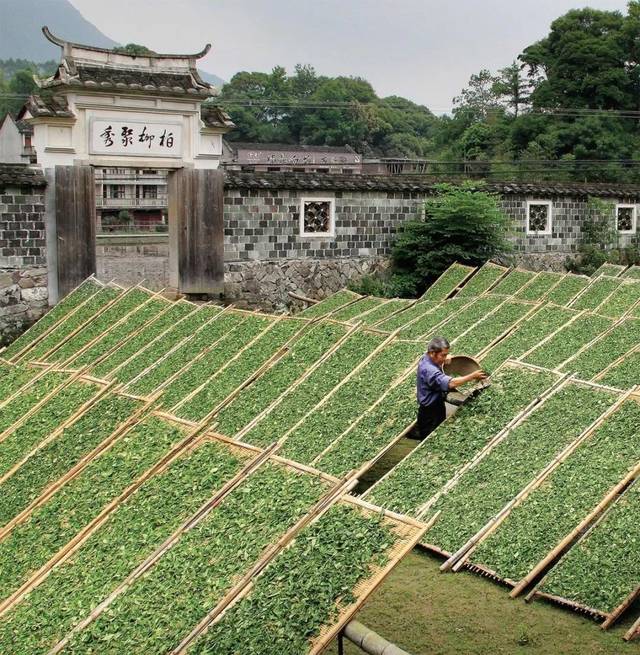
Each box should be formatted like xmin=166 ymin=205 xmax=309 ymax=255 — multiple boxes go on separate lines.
xmin=526 ymin=201 xmax=552 ymax=235
xmin=300 ymin=199 xmax=335 ymax=236
xmin=617 ymin=205 xmax=636 ymax=233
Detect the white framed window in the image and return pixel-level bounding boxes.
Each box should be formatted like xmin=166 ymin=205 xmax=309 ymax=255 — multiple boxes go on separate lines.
xmin=300 ymin=198 xmax=335 ymax=238
xmin=616 ymin=204 xmax=636 ymax=234
xmin=526 ymin=200 xmax=553 ymax=235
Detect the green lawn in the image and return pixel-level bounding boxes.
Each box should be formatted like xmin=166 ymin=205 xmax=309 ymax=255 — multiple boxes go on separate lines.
xmin=327 ymin=550 xmax=639 ymax=655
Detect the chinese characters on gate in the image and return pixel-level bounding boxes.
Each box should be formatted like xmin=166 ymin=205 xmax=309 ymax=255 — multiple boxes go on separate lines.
xmin=99 ymin=125 xmax=175 ymax=150
xmin=91 ymin=119 xmax=181 ymax=158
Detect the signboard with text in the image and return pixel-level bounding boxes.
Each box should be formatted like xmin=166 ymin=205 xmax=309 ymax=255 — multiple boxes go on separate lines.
xmin=90 ymin=118 xmax=183 ymax=158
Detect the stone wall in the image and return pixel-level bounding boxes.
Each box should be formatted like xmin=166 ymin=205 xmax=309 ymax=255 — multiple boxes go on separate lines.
xmin=0 ymin=171 xmax=48 ymax=346
xmin=0 ymin=267 xmax=48 ymax=346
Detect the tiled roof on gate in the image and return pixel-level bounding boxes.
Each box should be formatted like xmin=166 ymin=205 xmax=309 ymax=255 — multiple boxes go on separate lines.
xmin=223 ymin=171 xmax=640 ymax=198
xmin=0 ymin=164 xmax=46 ymax=188
xmin=201 ymin=105 xmax=236 ymax=130
xmin=37 ymin=27 xmax=216 ymax=98
xmin=17 ymin=95 xmax=74 ymax=120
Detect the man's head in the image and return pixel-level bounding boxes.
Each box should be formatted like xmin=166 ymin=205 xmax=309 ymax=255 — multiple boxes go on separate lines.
xmin=427 ymin=336 xmax=450 ymax=367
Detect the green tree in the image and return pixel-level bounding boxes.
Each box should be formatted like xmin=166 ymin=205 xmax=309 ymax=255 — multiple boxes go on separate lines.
xmin=492 ymin=62 xmax=532 ymax=117
xmin=389 ymin=183 xmax=512 ymax=296
xmin=521 ymin=8 xmax=634 ymax=110
xmin=113 ymin=44 xmax=156 ymax=56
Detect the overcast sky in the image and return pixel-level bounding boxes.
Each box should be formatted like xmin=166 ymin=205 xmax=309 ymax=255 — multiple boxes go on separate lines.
xmin=68 ymin=0 xmax=630 ymax=113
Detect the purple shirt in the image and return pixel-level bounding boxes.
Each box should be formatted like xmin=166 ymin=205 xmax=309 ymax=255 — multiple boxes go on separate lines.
xmin=417 ymin=353 xmax=452 ymax=407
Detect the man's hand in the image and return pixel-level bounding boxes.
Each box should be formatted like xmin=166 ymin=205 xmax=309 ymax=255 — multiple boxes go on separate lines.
xmin=473 ymin=369 xmax=488 ymax=381
xmin=444 ymin=354 xmax=452 ymax=366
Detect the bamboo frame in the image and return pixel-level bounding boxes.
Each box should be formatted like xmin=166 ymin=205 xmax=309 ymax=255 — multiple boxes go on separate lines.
xmin=418 ymin=262 xmax=477 ymax=303
xmin=593 ymin=340 xmax=640 ymax=385
xmin=553 ymin=313 xmax=632 ymax=374
xmin=0 ymin=409 xmax=218 ymax=618
xmin=28 ymin=282 xmax=133 ymax=365
xmin=0 ymin=390 xmax=162 ymax=541
xmin=172 ymin=495 xmax=430 ymax=655
xmin=168 ymin=313 xmax=284 ymax=414
xmin=475 ymin=302 xmax=569 ymax=362
xmin=0 ymin=365 xmax=106 ymax=448
xmin=47 ymin=441 xmax=280 ymax=655
xmin=451 ymin=300 xmax=542 ymax=358
xmin=442 ymin=379 xmax=623 ymax=573
xmin=459 ymin=261 xmax=510 ymax=298
xmin=515 ymin=309 xmax=588 ymax=363
xmin=15 ymin=280 xmax=125 ymax=364
xmin=523 ymin=456 xmax=640 ymax=610
xmin=591 ymin=263 xmax=627 ymax=279
xmin=169 ymin=475 xmax=358 ymax=655
xmin=592 ymin=278 xmax=640 ymax=318
xmin=233 ymin=322 xmax=362 ymax=441
xmin=488 ymin=267 xmax=539 ymax=297
xmin=269 ymin=329 xmax=401 ymax=453
xmin=567 ymin=275 xmax=623 ymax=310
xmin=100 ymin=298 xmax=207 ymax=381
xmin=456 ymin=387 xmax=633 ymax=585
xmin=354 ymin=298 xmax=416 ymax=326
xmin=415 ymin=372 xmax=572 ymax=530
xmin=0 ymin=379 xmax=119 ymax=488
xmin=56 ymin=285 xmax=165 ymax=369
xmin=5 ymin=276 xmax=105 ymax=363
xmin=309 ymin=359 xmax=419 ymax=469
xmin=406 ymin=296 xmax=483 ymax=341
xmin=362 ymin=358 xmax=551 ymax=502
xmin=121 ymin=303 xmax=235 ymax=392
xmin=65 ymin=292 xmax=176 ymax=373
xmin=300 ymin=289 xmax=363 ymax=318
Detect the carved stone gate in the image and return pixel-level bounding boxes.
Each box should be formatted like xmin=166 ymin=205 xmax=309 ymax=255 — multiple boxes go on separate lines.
xmin=20 ymin=27 xmax=233 ymax=301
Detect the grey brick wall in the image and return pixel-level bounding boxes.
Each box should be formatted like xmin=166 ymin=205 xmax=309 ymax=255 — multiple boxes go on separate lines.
xmin=0 ymin=187 xmax=47 ymax=268
xmin=224 ymin=189 xmax=638 ymax=261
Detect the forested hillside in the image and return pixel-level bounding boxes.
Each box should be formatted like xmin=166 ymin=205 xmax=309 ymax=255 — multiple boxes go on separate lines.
xmin=215 ymin=2 xmax=640 ymax=182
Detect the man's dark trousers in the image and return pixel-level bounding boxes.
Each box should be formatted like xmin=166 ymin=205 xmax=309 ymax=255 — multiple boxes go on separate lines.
xmin=417 ymin=399 xmax=446 ymax=440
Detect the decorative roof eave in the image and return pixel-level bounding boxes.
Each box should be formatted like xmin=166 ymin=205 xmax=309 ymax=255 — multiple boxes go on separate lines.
xmin=38 ymin=26 xmax=217 ymax=98
xmin=201 ymin=106 xmax=236 ymax=131
xmin=16 ymin=95 xmax=75 ymax=122
xmin=223 ymin=171 xmax=640 ymax=199
xmin=42 ymin=26 xmax=211 ymax=60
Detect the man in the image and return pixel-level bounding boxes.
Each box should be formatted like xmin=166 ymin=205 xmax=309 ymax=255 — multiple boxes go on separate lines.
xmin=415 ymin=336 xmax=487 ymax=440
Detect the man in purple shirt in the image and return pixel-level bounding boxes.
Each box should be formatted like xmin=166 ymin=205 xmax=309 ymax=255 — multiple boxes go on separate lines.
xmin=415 ymin=336 xmax=487 ymax=440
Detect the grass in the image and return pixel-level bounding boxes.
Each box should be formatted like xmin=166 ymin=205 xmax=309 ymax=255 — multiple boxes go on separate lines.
xmin=326 ymin=550 xmax=639 ymax=655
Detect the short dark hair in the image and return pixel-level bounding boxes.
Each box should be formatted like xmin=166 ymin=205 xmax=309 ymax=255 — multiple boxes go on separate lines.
xmin=427 ymin=336 xmax=450 ymax=353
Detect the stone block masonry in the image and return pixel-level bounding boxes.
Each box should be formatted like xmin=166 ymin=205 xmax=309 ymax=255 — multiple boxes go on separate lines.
xmin=0 ymin=167 xmax=49 ymax=346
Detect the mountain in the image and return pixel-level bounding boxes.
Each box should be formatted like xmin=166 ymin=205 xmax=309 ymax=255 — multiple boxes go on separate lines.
xmin=198 ymin=69 xmax=226 ymax=88
xmin=0 ymin=0 xmax=225 ymax=88
xmin=0 ymin=0 xmax=118 ymax=61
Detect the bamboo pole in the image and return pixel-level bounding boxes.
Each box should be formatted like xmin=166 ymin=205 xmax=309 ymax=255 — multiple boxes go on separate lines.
xmin=0 ymin=390 xmax=162 ymax=541
xmin=233 ymin=322 xmax=362 ymax=441
xmin=47 ymin=441 xmax=281 ymax=655
xmin=507 ymin=391 xmax=639 ymax=598
xmin=624 ymin=615 xmax=640 ymax=641
xmin=168 ymin=475 xmax=359 ymax=655
xmin=0 ymin=407 xmax=221 ymax=618
xmin=6 ymin=276 xmax=104 ymax=363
